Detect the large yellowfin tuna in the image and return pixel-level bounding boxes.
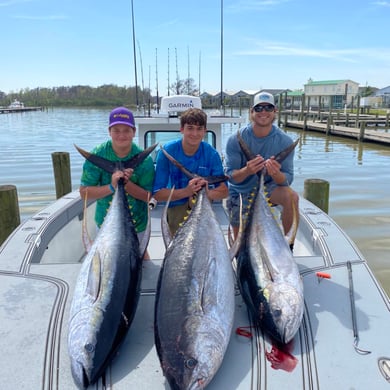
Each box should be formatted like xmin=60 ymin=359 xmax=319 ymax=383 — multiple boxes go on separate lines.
xmin=154 ymin=149 xmax=238 ymax=390
xmin=235 ymin=135 xmax=303 ymax=344
xmin=68 ymin=144 xmax=156 ymax=389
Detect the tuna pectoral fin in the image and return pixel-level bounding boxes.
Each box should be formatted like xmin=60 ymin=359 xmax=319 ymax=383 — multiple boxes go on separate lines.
xmin=229 ymin=194 xmax=244 ymax=261
xmin=86 ymin=252 xmax=102 ymax=302
xmin=285 ymin=188 xmax=298 ymax=245
xmin=139 ymin=194 xmax=151 ymax=257
xmin=81 ymin=188 xmax=93 ymax=253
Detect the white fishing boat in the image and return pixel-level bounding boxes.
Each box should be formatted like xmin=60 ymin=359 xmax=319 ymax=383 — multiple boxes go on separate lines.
xmin=1 ymin=95 xmax=389 ymax=389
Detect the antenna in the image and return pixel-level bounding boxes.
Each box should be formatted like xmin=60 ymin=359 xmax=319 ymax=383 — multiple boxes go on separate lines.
xmin=175 ymin=47 xmax=180 ymax=94
xmin=167 ymin=48 xmax=170 ymax=96
xmin=198 ymin=51 xmax=201 ymax=97
xmin=155 ymin=48 xmax=159 ymax=113
xmin=131 ymin=0 xmax=139 ymax=108
xmin=187 ymin=45 xmax=190 ymax=94
xmin=137 ymin=40 xmax=145 ymax=108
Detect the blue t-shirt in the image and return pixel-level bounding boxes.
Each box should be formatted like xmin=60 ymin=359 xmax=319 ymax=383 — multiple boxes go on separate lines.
xmin=225 ymin=123 xmax=295 ymax=195
xmin=152 ymin=139 xmax=225 ymax=207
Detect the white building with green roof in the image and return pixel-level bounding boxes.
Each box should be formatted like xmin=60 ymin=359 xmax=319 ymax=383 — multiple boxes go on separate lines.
xmin=304 ymin=79 xmax=359 ymax=109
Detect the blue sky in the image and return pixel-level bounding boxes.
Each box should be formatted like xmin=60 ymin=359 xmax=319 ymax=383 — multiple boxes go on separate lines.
xmin=1 ymin=0 xmax=389 ymax=95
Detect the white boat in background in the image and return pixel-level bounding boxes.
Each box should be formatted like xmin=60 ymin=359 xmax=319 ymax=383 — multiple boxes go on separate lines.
xmin=1 ymin=95 xmax=390 ymax=389
xmin=8 ymin=99 xmax=24 ymax=109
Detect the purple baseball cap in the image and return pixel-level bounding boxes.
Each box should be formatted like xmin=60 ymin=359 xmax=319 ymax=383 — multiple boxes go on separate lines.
xmin=109 ymin=107 xmax=135 ymax=128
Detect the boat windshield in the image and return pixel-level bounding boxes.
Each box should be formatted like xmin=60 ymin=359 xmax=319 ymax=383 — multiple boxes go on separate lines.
xmin=143 ymin=130 xmax=216 ymax=161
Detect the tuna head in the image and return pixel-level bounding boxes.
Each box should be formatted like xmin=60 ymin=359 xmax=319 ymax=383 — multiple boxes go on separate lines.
xmin=260 ymin=282 xmax=304 ymax=344
xmin=164 ymin=316 xmax=228 ymax=390
xmin=68 ymin=308 xmax=106 ymax=389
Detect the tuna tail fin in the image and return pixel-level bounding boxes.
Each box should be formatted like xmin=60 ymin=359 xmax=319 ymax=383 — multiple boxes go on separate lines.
xmin=161 ymin=147 xmax=229 ymax=184
xmin=74 ymin=143 xmax=158 ymax=173
xmin=274 ymin=138 xmax=300 ymax=163
xmin=74 ymin=144 xmax=119 ymax=173
xmin=122 ymin=143 xmax=158 ymax=169
xmin=161 ymin=147 xmax=195 ymax=179
xmin=236 ymin=131 xmax=300 ymax=165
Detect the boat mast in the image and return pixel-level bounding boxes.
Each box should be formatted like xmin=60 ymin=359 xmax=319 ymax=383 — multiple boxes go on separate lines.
xmin=220 ymin=0 xmax=224 ymax=110
xmin=131 ymin=0 xmax=139 ymax=108
xmin=198 ymin=51 xmax=201 ymax=97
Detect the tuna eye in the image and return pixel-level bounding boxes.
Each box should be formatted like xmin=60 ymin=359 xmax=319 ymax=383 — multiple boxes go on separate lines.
xmin=273 ymin=308 xmax=282 ymax=318
xmin=84 ymin=343 xmax=95 ymax=353
xmin=185 ymin=358 xmax=198 ymax=369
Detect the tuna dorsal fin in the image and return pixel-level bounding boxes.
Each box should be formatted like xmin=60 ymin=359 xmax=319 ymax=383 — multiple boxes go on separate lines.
xmin=74 ymin=143 xmax=158 ymax=174
xmin=161 ymin=147 xmax=229 ymax=185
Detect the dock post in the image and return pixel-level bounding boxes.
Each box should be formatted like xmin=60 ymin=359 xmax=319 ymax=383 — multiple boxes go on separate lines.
xmin=359 ymin=121 xmax=366 ymax=142
xmin=326 ymin=115 xmax=331 ymax=135
xmin=278 ymin=93 xmax=283 ymax=127
xmin=303 ymin=112 xmax=307 ymax=130
xmin=386 ymin=113 xmax=389 ymax=128
xmin=51 ymin=152 xmax=72 ymax=199
xmin=303 ymin=179 xmax=329 ymax=214
xmin=0 ymin=185 xmax=20 ymax=245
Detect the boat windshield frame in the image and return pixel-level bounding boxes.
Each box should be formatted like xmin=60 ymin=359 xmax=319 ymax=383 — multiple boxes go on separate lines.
xmin=143 ymin=130 xmax=217 ymax=162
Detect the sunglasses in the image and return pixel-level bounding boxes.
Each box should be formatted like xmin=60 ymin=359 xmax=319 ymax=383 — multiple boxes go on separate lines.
xmin=253 ymin=104 xmax=275 ymax=112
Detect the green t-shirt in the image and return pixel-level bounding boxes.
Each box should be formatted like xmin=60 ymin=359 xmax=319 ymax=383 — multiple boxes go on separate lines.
xmin=80 ymin=140 xmax=155 ymax=233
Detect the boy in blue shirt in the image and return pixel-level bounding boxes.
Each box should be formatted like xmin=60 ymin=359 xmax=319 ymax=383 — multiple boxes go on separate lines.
xmin=153 ymin=108 xmax=228 ymax=235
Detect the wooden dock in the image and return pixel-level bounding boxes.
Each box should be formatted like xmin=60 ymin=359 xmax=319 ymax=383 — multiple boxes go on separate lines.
xmin=0 ymin=106 xmax=43 ymax=114
xmin=285 ymin=119 xmax=390 ymax=145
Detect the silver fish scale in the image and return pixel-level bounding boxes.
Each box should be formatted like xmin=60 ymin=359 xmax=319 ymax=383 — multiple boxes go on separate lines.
xmin=155 ymin=188 xmax=235 ymax=390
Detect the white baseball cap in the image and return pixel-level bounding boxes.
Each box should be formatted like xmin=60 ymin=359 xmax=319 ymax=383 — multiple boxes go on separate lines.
xmin=252 ymin=92 xmax=275 ymax=108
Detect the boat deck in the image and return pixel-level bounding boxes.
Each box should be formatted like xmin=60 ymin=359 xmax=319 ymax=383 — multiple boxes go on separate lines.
xmin=1 ymin=192 xmax=390 ymax=388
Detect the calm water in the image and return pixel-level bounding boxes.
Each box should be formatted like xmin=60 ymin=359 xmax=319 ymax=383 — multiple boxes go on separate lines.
xmin=1 ymin=108 xmax=389 ymax=294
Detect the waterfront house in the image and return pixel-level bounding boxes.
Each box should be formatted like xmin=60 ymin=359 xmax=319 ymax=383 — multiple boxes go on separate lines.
xmin=304 ymin=79 xmax=359 ymax=109
xmin=374 ymin=86 xmax=390 ymax=108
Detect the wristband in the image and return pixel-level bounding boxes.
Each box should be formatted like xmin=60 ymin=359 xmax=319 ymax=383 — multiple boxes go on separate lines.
xmin=109 ymin=183 xmax=115 ymax=193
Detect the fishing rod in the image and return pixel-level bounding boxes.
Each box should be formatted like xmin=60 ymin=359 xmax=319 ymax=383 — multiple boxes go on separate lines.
xmin=130 ymin=0 xmax=139 ymax=108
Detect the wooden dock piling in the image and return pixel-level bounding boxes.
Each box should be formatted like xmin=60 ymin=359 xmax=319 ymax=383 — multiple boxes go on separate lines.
xmin=51 ymin=152 xmax=72 ymax=199
xmin=0 ymin=185 xmax=20 ymax=245
xmin=303 ymin=179 xmax=330 ymax=213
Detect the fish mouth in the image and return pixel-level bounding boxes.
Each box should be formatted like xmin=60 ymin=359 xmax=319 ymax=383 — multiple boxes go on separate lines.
xmin=71 ymin=361 xmax=91 ymax=390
